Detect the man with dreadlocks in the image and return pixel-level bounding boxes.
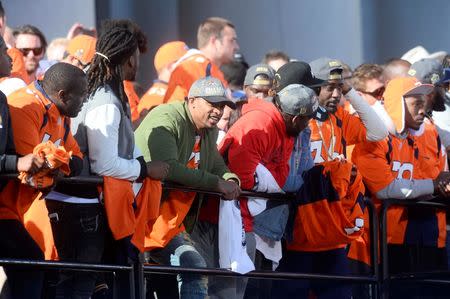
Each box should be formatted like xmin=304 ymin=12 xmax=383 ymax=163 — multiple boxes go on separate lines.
xmin=100 ymin=19 xmax=149 ymax=124
xmin=44 ymin=20 xmax=168 ymax=298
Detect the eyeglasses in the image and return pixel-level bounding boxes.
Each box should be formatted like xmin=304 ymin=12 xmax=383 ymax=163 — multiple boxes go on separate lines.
xmin=18 ymin=47 xmax=44 ymax=56
xmin=361 ymin=86 xmax=385 ymax=100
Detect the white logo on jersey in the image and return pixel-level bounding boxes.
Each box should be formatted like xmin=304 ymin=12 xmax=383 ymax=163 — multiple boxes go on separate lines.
xmin=392 ymin=161 xmax=413 ymax=179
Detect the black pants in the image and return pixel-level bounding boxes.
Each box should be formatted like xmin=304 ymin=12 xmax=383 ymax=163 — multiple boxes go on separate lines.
xmin=46 ymin=200 xmax=106 ymax=299
xmin=0 ymin=219 xmax=44 ymax=299
xmin=388 ymin=244 xmax=448 ymax=299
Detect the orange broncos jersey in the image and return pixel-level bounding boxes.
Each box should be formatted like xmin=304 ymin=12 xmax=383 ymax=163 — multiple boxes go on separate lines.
xmin=163 ymin=53 xmax=227 ymax=103
xmin=309 ymin=107 xmax=367 ymax=164
xmin=287 ymin=160 xmax=366 ymax=252
xmin=0 ymin=81 xmax=82 ymax=221
xmin=415 ymin=120 xmax=446 ymax=178
xmin=352 ymin=130 xmax=446 ymax=247
xmin=138 ymin=80 xmax=168 ymax=114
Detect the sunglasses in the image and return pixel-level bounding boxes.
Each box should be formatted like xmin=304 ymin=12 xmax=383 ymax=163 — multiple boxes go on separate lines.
xmin=18 ymin=47 xmax=44 ymax=56
xmin=362 ymin=86 xmax=385 ymax=100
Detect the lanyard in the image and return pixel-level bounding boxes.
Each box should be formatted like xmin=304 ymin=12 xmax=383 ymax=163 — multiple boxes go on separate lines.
xmin=315 ymin=117 xmax=335 ymax=161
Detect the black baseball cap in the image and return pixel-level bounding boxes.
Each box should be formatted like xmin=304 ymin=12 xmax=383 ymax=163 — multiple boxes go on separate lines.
xmin=274 ymin=61 xmax=326 ymax=92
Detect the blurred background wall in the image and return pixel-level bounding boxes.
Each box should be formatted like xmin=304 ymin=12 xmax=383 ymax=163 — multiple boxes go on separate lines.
xmin=4 ymin=0 xmax=449 ymax=89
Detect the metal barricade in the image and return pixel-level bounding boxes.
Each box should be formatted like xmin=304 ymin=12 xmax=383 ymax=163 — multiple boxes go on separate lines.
xmin=379 ymin=198 xmax=450 ymax=298
xmin=0 ymin=174 xmax=380 ymax=299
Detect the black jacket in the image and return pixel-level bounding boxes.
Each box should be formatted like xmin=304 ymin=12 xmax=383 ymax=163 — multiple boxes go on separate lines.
xmin=0 ymin=91 xmax=17 ymax=174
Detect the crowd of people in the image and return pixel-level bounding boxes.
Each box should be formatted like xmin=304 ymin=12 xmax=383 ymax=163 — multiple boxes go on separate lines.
xmin=2 ymin=2 xmax=450 ymax=299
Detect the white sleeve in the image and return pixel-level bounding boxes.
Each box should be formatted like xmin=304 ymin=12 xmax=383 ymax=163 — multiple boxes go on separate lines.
xmin=0 ymin=78 xmax=27 ymax=96
xmin=85 ymin=104 xmax=142 ymax=180
xmin=346 ymin=88 xmax=388 ymax=141
xmin=432 ymin=110 xmax=450 ymax=148
xmin=376 ymin=178 xmax=434 ymax=199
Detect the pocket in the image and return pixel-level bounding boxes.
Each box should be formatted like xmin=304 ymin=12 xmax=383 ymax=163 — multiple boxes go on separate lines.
xmin=80 ymin=214 xmax=99 ymax=233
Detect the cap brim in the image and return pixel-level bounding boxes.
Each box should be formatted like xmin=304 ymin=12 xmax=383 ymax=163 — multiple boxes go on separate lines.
xmin=404 ymin=84 xmax=434 ymax=97
xmin=307 ymin=77 xmax=328 ymax=88
xmin=204 ymin=96 xmax=236 ymax=109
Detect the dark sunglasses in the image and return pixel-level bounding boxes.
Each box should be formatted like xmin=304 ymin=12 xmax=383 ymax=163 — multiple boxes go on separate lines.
xmin=18 ymin=47 xmax=44 ymax=56
xmin=362 ymin=86 xmax=385 ymax=100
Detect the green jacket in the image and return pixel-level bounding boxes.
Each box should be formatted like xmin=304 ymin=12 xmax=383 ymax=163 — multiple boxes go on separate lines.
xmin=135 ymin=101 xmax=238 ymax=231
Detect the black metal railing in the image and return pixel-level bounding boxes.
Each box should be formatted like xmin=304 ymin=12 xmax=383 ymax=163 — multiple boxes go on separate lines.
xmin=379 ymin=197 xmax=450 ymax=298
xmin=3 ymin=174 xmax=448 ymax=299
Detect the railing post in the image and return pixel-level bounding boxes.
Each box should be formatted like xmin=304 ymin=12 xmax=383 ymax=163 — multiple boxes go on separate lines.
xmin=134 ymin=254 xmax=145 ymax=299
xmin=379 ymin=201 xmax=390 ymax=299
xmin=366 ymin=198 xmax=380 ymax=299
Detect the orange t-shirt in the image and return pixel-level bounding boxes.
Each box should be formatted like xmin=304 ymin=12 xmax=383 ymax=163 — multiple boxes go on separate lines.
xmin=163 ymin=53 xmax=228 ymax=103
xmin=138 ymin=80 xmax=168 ymax=114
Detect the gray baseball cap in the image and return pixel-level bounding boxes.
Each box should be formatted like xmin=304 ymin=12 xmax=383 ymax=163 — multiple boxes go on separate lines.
xmin=310 ymin=57 xmax=343 ymax=81
xmin=244 ymin=63 xmax=275 ymax=86
xmin=408 ymin=58 xmax=443 ymax=85
xmin=276 ymin=84 xmax=319 ymax=116
xmin=188 ymin=77 xmax=236 ymax=108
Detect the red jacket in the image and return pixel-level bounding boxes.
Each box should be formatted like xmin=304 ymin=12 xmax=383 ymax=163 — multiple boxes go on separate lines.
xmin=219 ymin=98 xmax=294 ymax=230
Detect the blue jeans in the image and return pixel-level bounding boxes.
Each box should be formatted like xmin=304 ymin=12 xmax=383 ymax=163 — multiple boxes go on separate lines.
xmin=46 ymin=200 xmax=106 ymax=299
xmin=149 ymin=232 xmax=208 ymax=299
xmin=190 ymin=221 xmax=256 ymax=299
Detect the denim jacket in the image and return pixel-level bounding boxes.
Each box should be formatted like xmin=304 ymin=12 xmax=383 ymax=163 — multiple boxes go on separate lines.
xmin=252 ymin=129 xmax=314 ymax=241
xmin=283 ymin=128 xmax=314 ymax=193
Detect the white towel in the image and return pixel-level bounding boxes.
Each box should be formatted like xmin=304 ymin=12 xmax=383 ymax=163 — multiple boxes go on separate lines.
xmin=219 ymin=200 xmax=255 ymax=274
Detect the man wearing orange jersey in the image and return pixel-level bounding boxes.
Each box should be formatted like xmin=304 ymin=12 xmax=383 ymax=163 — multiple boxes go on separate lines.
xmin=0 ymin=62 xmax=86 ymax=299
xmin=353 ymin=77 xmax=450 ymax=298
xmin=309 ymin=57 xmax=387 ymax=164
xmin=163 ymin=17 xmax=239 ymax=103
xmin=138 ymin=41 xmax=188 ymax=116
xmin=273 ymin=58 xmax=387 ymax=299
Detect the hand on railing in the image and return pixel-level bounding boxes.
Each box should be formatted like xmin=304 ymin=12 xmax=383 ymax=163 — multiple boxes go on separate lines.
xmin=17 ymin=153 xmax=44 ymax=175
xmin=217 ymin=179 xmax=241 ymax=200
xmin=146 ymin=161 xmax=169 ymax=180
xmin=433 ymin=171 xmax=450 ymax=198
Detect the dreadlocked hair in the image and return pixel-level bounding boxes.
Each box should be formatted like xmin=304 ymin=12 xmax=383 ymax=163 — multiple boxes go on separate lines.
xmin=87 ymin=24 xmax=138 ymax=112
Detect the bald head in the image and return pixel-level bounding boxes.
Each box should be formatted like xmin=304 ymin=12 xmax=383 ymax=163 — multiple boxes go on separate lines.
xmin=383 ymin=59 xmax=411 ymax=84
xmin=43 ymin=62 xmax=87 ymax=117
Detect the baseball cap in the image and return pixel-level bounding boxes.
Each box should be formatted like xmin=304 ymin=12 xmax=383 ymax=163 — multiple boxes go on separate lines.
xmin=154 ymin=41 xmax=188 ymax=72
xmin=408 ymin=58 xmax=443 ymax=85
xmin=276 ymin=84 xmax=319 ymax=116
xmin=274 ymin=61 xmax=325 ymax=91
xmin=310 ymin=57 xmax=343 ymax=81
xmin=188 ymin=77 xmax=236 ymax=109
xmin=244 ymin=63 xmax=275 ymax=86
xmin=66 ymin=34 xmax=97 ymax=65
xmin=401 ymin=45 xmax=447 ymax=65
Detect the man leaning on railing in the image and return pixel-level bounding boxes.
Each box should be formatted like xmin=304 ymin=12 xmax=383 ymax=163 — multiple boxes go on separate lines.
xmin=135 ymin=76 xmax=240 ymax=299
